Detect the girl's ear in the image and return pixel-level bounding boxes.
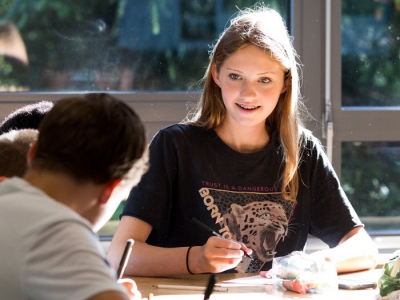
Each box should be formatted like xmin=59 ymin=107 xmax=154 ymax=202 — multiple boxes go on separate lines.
xmin=211 ymin=63 xmax=220 ymax=86
xmin=280 ymin=76 xmax=290 ymax=94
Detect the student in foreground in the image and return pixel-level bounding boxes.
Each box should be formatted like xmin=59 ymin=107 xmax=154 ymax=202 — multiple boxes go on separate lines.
xmin=108 ymin=5 xmax=378 ymax=275
xmin=0 ymin=93 xmax=147 ymax=299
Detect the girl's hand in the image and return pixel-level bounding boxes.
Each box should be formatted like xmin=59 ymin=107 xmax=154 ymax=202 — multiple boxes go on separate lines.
xmin=239 ymin=242 xmax=253 ymax=258
xmin=118 ymin=278 xmax=142 ymax=299
xmin=188 ymin=236 xmax=249 ymax=274
xmin=259 ymin=269 xmax=273 ymax=278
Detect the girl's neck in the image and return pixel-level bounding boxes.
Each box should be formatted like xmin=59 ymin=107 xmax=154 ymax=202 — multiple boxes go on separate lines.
xmin=215 ymin=121 xmax=270 ymax=153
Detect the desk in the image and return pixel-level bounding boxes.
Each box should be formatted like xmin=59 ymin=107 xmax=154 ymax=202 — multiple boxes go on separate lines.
xmin=129 ymin=269 xmax=383 ymax=299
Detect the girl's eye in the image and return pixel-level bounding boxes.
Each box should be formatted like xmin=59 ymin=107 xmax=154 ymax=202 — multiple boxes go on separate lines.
xmin=229 ymin=73 xmax=240 ymax=80
xmin=260 ymin=78 xmax=271 ymax=84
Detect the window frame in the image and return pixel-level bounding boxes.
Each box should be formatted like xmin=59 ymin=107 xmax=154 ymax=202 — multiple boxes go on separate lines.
xmin=292 ymin=0 xmax=400 ymax=184
xmin=294 ymin=0 xmax=400 ymax=246
xmin=330 ymin=1 xmax=400 ymax=176
xmin=1 ymin=1 xmax=398 ymax=252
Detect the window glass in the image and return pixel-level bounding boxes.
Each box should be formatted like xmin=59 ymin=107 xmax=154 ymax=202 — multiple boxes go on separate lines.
xmin=0 ymin=0 xmax=288 ymax=93
xmin=341 ymin=1 xmax=400 ymax=234
xmin=342 ymin=141 xmax=400 ymax=232
xmin=342 ymin=0 xmax=400 ymax=106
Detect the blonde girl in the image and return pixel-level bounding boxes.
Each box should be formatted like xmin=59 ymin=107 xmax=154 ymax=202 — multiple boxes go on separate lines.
xmin=108 ymin=5 xmax=377 ymax=276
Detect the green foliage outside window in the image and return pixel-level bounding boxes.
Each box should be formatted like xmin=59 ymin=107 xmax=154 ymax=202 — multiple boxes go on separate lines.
xmin=342 ymin=0 xmax=400 ymax=106
xmin=0 ymin=0 xmax=288 ymax=92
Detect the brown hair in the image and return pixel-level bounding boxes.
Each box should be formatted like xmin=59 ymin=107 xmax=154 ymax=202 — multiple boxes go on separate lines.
xmin=32 ymin=93 xmax=147 ymax=184
xmin=186 ymin=5 xmax=307 ymax=201
xmin=0 ymin=129 xmax=38 ymax=177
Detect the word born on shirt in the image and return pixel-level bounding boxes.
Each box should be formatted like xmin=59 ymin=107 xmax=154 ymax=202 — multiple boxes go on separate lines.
xmin=198 ymin=187 xmax=232 ymax=240
xmin=201 ymin=181 xmax=278 ymax=192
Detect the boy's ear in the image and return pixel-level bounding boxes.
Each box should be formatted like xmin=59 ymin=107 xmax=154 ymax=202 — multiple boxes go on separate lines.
xmin=99 ymin=178 xmax=122 ymax=205
xmin=27 ymin=141 xmax=37 ymax=163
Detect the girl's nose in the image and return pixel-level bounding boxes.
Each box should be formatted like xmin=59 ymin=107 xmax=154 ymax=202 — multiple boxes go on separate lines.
xmin=241 ymin=80 xmax=256 ymax=98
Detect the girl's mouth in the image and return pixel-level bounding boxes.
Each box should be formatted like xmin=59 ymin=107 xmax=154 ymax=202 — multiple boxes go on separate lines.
xmin=237 ymin=103 xmax=260 ymax=110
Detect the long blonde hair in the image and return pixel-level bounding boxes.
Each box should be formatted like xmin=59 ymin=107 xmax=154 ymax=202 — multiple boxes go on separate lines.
xmin=186 ymin=5 xmax=307 ymax=201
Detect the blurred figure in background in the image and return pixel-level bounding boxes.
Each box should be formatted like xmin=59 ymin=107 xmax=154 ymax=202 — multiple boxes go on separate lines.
xmin=0 ymin=129 xmax=38 ymax=181
xmin=0 ymin=101 xmax=53 ymax=134
xmin=0 ymin=22 xmax=29 ymax=91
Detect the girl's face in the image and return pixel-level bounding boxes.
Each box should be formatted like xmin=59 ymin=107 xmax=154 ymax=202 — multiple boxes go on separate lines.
xmin=212 ymin=45 xmax=287 ymax=129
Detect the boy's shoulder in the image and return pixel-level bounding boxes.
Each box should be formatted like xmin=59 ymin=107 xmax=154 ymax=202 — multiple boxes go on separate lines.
xmin=0 ymin=177 xmax=89 ymax=225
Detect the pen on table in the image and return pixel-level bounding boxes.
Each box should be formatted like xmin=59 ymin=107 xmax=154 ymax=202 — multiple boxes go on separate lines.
xmin=204 ymin=274 xmax=217 ymax=300
xmin=117 ymin=238 xmax=134 ymax=280
xmin=191 ymin=217 xmax=253 ymax=260
xmin=153 ymin=284 xmax=228 ymax=292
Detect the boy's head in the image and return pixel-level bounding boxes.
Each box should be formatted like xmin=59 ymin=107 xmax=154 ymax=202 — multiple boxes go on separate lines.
xmin=31 ymin=93 xmax=147 ymax=185
xmin=0 ymin=101 xmax=53 ymax=134
xmin=0 ymin=129 xmax=38 ymax=177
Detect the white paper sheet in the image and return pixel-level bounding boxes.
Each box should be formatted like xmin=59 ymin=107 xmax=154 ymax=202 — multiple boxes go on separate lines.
xmin=216 ymin=275 xmax=280 ymax=287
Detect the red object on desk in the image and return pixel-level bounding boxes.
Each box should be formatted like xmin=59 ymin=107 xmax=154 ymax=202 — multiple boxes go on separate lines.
xmin=282 ymin=279 xmax=309 ymax=294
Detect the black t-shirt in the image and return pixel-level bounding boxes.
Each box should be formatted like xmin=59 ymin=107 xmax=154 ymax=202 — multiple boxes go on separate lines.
xmin=122 ymin=124 xmax=362 ymax=272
